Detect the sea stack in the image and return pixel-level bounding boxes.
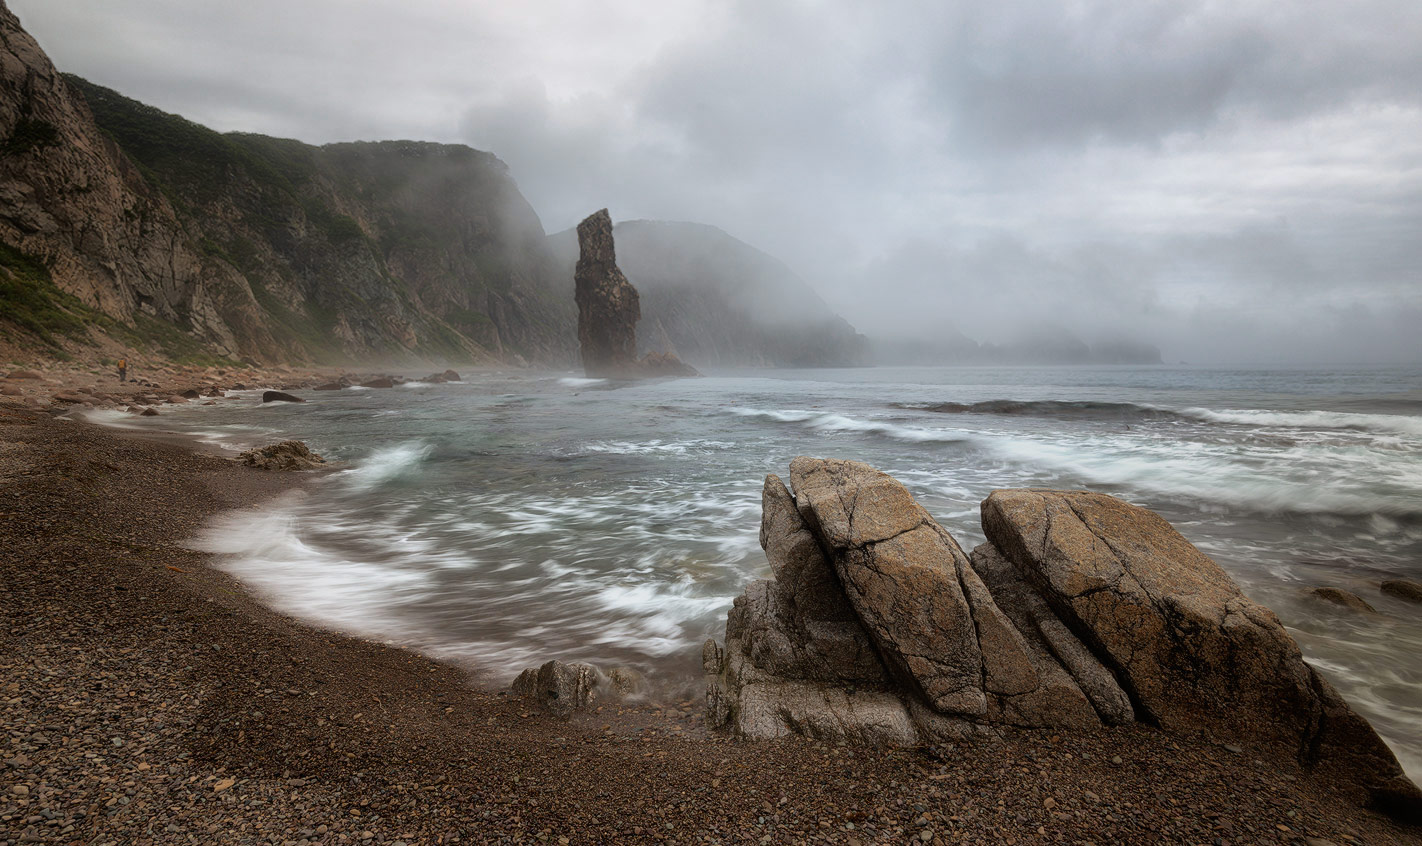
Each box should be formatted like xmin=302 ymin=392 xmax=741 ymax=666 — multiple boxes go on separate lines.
xmin=573 ymin=209 xmax=697 ymax=378
xmin=574 ymin=209 xmax=642 ymax=377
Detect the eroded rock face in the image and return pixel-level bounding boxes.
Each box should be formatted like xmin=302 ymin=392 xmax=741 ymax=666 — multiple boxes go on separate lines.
xmin=981 ymin=488 xmax=1420 ymax=816
xmin=511 ymin=660 xmax=598 ymax=718
xmin=706 ymin=460 xmax=1421 ymax=821
xmin=575 ymin=209 xmax=641 ymax=378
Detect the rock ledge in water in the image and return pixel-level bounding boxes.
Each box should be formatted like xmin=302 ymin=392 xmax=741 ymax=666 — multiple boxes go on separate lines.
xmin=237 ymin=440 xmax=326 ymax=471
xmin=705 ymin=458 xmax=1422 ymax=822
xmin=261 ymin=390 xmax=304 ymax=403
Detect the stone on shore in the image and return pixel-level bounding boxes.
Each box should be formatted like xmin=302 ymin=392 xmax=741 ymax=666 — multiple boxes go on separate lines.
xmin=261 ymin=390 xmax=304 ymax=403
xmin=441 ymin=369 xmax=461 ymax=382
xmin=510 ymin=660 xmax=598 ymax=718
xmin=360 ymin=377 xmax=396 ymax=389
xmin=237 ymin=441 xmax=326 ymax=471
xmin=981 ymin=487 xmax=1421 ymax=817
xmin=705 ymin=459 xmax=1422 ymax=822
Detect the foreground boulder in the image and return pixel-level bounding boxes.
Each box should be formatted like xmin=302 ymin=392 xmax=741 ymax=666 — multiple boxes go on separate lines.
xmin=706 ymin=458 xmax=1421 ymax=820
xmin=237 ymin=441 xmax=326 ymax=471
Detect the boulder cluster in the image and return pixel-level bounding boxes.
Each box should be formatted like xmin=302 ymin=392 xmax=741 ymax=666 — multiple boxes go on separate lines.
xmin=705 ymin=457 xmax=1421 ymax=820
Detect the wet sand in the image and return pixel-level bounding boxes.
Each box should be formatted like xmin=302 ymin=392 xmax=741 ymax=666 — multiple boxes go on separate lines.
xmin=1 ymin=402 xmax=1419 ymax=845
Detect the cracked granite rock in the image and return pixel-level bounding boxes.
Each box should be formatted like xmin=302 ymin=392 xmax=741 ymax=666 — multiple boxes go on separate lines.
xmin=981 ymin=488 xmax=1421 ymax=817
xmin=706 ymin=458 xmax=1421 ymax=822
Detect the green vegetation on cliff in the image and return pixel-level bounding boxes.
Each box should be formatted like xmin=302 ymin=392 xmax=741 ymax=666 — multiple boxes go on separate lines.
xmin=0 ymin=244 xmax=101 ymax=350
xmin=61 ymin=75 xmax=575 ymax=365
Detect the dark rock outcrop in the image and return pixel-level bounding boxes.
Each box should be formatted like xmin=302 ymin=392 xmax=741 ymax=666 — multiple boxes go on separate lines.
xmin=1306 ymin=586 xmax=1377 ymax=614
xmin=549 ymin=219 xmax=867 ymax=367
xmin=1382 ymin=579 xmax=1422 ymax=603
xmin=359 ymin=377 xmax=396 ymax=389
xmin=706 ymin=459 xmax=1421 ymax=821
xmin=510 ymin=660 xmax=598 ymax=718
xmin=573 ymin=209 xmax=698 ymax=378
xmin=236 ymin=440 xmax=325 ymax=471
xmin=260 ymin=390 xmax=304 ymax=403
xmin=574 ymin=209 xmax=642 ymax=377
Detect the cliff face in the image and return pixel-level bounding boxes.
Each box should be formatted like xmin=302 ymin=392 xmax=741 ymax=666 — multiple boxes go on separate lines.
xmin=0 ymin=2 xmax=251 ymax=356
xmin=0 ymin=2 xmax=575 ymax=365
xmin=551 ymin=220 xmax=867 ymax=368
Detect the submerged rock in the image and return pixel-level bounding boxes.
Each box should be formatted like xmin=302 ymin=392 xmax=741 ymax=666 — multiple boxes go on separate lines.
xmin=706 ymin=459 xmax=1422 ymax=822
xmin=237 ymin=440 xmax=326 ymax=471
xmin=1381 ymin=579 xmax=1422 ymax=603
xmin=1306 ymin=586 xmax=1377 ymax=614
xmin=260 ymin=390 xmax=304 ymax=403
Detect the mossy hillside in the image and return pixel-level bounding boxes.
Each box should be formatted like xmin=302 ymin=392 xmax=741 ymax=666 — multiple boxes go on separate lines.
xmin=0 ymin=244 xmax=102 ymax=348
xmin=60 ymin=74 xmax=573 ymax=364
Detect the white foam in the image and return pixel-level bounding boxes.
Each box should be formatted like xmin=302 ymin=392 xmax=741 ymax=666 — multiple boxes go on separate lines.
xmin=558 ymin=376 xmax=607 ymax=387
xmin=1181 ymin=407 xmax=1422 ymax=437
xmin=187 ymin=494 xmax=433 ymax=645
xmin=977 ymin=431 xmax=1422 ymax=516
xmin=728 ymin=407 xmax=972 ymax=444
xmin=342 ymin=442 xmax=432 ymax=491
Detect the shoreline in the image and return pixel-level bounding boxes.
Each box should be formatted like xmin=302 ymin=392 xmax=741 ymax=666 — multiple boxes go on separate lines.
xmin=2 ymin=406 xmax=1420 ymax=844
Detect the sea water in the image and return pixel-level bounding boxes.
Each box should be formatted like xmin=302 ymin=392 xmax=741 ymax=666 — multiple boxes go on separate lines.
xmin=109 ymin=365 xmax=1422 ymax=774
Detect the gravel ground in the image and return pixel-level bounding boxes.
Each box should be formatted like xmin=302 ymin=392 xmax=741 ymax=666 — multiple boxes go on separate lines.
xmin=1 ymin=404 xmax=1418 ymax=845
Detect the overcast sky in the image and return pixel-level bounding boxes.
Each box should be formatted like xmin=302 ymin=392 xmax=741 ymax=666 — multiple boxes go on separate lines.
xmin=13 ymin=0 xmax=1422 ymax=363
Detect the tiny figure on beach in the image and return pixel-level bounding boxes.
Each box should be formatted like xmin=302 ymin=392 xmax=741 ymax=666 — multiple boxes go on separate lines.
xmin=117 ymin=357 xmax=128 ymax=383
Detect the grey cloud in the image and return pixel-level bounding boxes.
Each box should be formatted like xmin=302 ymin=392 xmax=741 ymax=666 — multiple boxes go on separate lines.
xmin=13 ymin=0 xmax=1422 ymax=363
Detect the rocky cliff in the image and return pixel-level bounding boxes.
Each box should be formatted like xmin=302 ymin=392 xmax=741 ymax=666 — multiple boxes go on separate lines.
xmin=0 ymin=2 xmax=575 ymax=365
xmin=552 ymin=219 xmax=867 ymax=368
xmin=706 ymin=458 xmax=1422 ymax=821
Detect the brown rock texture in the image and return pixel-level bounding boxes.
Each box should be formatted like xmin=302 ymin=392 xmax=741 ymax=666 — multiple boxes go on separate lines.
xmin=510 ymin=660 xmax=599 ymax=718
xmin=1382 ymin=579 xmax=1422 ymax=603
xmin=0 ymin=3 xmax=576 ymax=365
xmin=236 ymin=440 xmax=326 ymax=471
xmin=981 ymin=487 xmax=1421 ymax=818
xmin=706 ymin=460 xmax=1421 ymax=822
xmin=1306 ymin=586 xmax=1377 ymax=614
xmin=574 ymin=209 xmax=642 ymax=377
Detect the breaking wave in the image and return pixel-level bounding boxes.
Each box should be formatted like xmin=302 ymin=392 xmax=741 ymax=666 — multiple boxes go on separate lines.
xmin=728 ymin=407 xmax=972 ymax=443
xmin=1178 ymin=408 xmax=1422 ymax=437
